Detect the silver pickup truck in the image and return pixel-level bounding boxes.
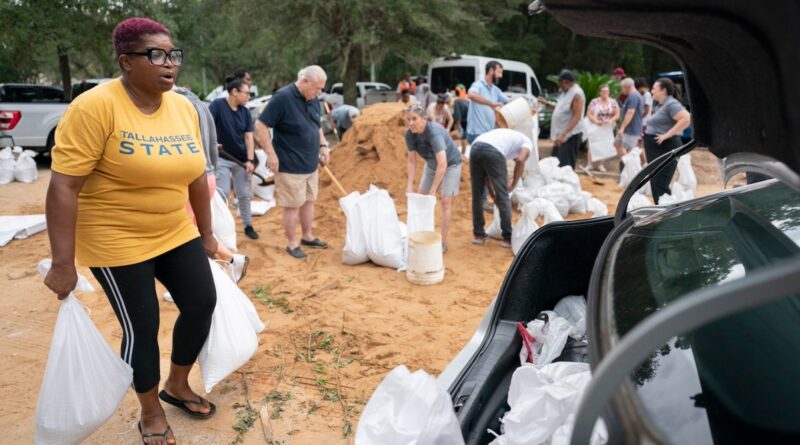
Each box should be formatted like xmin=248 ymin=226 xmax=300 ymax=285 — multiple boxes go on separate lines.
xmin=0 ymin=84 xmax=68 ymax=154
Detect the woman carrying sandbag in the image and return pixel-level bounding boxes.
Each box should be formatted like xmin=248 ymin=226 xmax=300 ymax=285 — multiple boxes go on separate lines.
xmin=44 ymin=18 xmax=217 ymax=445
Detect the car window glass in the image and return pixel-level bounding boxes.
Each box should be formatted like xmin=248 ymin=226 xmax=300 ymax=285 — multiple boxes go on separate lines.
xmin=430 ymin=66 xmax=474 ymax=95
xmin=496 ymin=70 xmax=527 ymax=94
xmin=607 ymin=180 xmax=800 ymax=443
xmin=530 ymin=76 xmax=541 ymax=97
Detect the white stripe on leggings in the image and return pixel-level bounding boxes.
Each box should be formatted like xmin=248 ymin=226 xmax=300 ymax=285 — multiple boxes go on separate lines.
xmin=101 ymin=267 xmax=135 ymax=365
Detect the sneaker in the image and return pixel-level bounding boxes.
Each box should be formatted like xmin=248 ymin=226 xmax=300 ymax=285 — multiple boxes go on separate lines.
xmin=244 ymin=225 xmax=259 ymax=239
xmin=163 ymin=292 xmax=174 ymax=303
xmin=286 ymin=246 xmax=307 ymax=259
xmin=597 ymin=164 xmax=607 ymax=172
xmin=500 ymin=240 xmax=512 ymax=249
xmin=231 ymin=254 xmax=249 ymax=283
xmin=579 ymin=164 xmax=592 ymax=175
xmin=300 ymin=238 xmax=328 ymax=249
xmin=472 ymin=235 xmax=488 ymax=245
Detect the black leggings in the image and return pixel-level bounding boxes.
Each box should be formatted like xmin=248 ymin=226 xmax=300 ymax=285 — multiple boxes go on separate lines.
xmin=90 ymin=237 xmax=216 ymax=393
xmin=643 ymin=134 xmax=682 ymax=203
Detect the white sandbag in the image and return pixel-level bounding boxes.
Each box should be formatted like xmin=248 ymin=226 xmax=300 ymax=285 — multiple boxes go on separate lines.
xmin=356 ymin=365 xmax=465 ymax=445
xmin=239 ymin=200 xmax=275 ymax=216
xmin=586 ymin=198 xmax=608 ymax=217
xmin=677 ymin=154 xmax=697 ymax=193
xmin=0 ymin=146 xmax=15 ymax=184
xmin=551 ymin=166 xmax=581 ymax=192
xmin=539 ymin=157 xmax=561 ymax=183
xmin=550 ymin=413 xmax=608 ymax=445
xmin=532 ymin=182 xmax=573 ymax=217
xmin=358 ymin=186 xmax=406 ymax=270
xmin=198 ymin=260 xmax=260 ymax=393
xmin=511 ymin=201 xmax=541 ymax=255
xmin=406 ymin=192 xmax=436 ymax=234
xmin=618 ymin=148 xmax=642 ymax=189
xmin=531 ymin=198 xmax=563 ymax=225
xmin=524 ymin=119 xmax=542 ymax=177
xmin=252 ymin=149 xmax=275 ymax=200
xmin=210 ymin=191 xmax=237 ymax=251
xmin=14 ymin=149 xmax=38 ymax=183
xmin=340 ymin=191 xmax=369 ymax=265
xmin=519 ymin=311 xmax=573 ymax=367
xmin=584 ymin=119 xmax=616 ymax=162
xmin=37 ymin=259 xmax=94 ymax=293
xmin=553 ymin=295 xmax=587 ymax=340
xmin=627 ymin=193 xmax=653 ymax=212
xmin=210 ymin=259 xmax=265 ymax=334
xmin=524 ymin=172 xmax=547 ymax=190
xmin=0 ymin=214 xmax=47 ymax=247
xmin=486 ymin=205 xmax=503 ymax=240
xmin=490 ymin=362 xmax=607 ymax=445
xmin=35 ymin=262 xmax=132 ymax=445
xmin=510 ymin=184 xmax=535 ymax=209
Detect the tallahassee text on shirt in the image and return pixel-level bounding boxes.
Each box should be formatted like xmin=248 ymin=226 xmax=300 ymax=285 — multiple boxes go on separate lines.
xmin=118 ymin=131 xmax=200 ymax=156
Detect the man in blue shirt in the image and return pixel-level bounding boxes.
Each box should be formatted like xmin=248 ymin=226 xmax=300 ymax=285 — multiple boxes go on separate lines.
xmin=210 ymin=78 xmax=258 ymax=239
xmin=466 ymin=61 xmax=509 ymax=142
xmin=254 ymin=65 xmax=330 ymax=259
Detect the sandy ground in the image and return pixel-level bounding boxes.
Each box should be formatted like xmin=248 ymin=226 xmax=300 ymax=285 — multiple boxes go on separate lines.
xmin=0 ymin=111 xmax=728 ymax=444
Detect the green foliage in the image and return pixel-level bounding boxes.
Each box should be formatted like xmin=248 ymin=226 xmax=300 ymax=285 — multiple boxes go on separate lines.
xmin=252 ymin=283 xmax=293 ymax=314
xmin=264 ymin=391 xmax=293 ymax=419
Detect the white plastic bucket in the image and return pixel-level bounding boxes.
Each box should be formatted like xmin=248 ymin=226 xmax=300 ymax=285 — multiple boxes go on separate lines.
xmin=496 ymin=97 xmax=533 ymax=129
xmin=406 ymin=231 xmax=444 ymax=285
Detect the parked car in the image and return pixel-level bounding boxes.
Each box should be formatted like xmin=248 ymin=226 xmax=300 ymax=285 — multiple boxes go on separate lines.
xmin=321 ymin=82 xmax=392 ymax=109
xmin=0 ymin=84 xmax=68 ymax=154
xmin=71 ymin=78 xmax=114 ymax=99
xmin=439 ymin=1 xmax=800 ymax=444
xmin=427 ymin=54 xmax=543 ymax=107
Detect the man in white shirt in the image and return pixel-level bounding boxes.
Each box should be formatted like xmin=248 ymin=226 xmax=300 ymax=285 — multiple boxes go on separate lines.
xmin=469 ymin=128 xmax=532 ymax=248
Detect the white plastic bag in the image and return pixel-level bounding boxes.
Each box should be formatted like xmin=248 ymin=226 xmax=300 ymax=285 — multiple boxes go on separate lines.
xmin=519 ymin=311 xmax=573 ymax=367
xmin=677 ymin=154 xmax=697 ymax=193
xmin=210 ymin=259 xmax=265 ymax=334
xmin=586 ymin=198 xmax=608 ymax=217
xmin=551 ymin=166 xmax=581 ymax=192
xmin=627 ymin=193 xmax=653 ymax=212
xmin=510 ymin=184 xmax=536 ymax=209
xmin=406 ymin=192 xmax=436 ymax=234
xmin=553 ymin=295 xmax=587 ymax=340
xmin=531 ymin=198 xmax=563 ymax=225
xmin=35 ymin=261 xmax=132 ymax=445
xmin=490 ymin=362 xmax=607 ymax=445
xmin=198 ymin=259 xmax=260 ymax=393
xmin=240 ymin=200 xmax=275 ymax=216
xmin=486 ymin=205 xmax=503 ymax=240
xmin=511 ymin=201 xmax=541 ymax=255
xmin=619 ymin=148 xmax=644 ymax=190
xmin=358 ymin=186 xmax=406 ymax=270
xmin=252 ymin=149 xmax=276 ymax=201
xmin=340 ymin=191 xmax=369 ymax=265
xmin=0 ymin=146 xmax=15 ymax=185
xmin=539 ymin=157 xmax=561 ymax=183
xmin=210 ymin=191 xmax=237 ymax=251
xmin=584 ymin=119 xmax=616 ymax=162
xmin=356 ymin=365 xmax=465 ymax=445
xmin=533 ymin=183 xmax=573 ymax=217
xmin=1 ymin=214 xmax=47 ymax=247
xmin=14 ymin=149 xmax=38 ymax=183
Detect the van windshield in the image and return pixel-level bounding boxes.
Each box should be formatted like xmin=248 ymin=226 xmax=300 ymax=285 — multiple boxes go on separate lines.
xmin=430 ymin=67 xmax=474 ymax=95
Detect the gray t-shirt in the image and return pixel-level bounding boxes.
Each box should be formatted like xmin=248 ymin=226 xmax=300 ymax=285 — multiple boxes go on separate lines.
xmin=405 ymin=121 xmax=461 ymax=169
xmin=645 ymin=96 xmax=686 ymax=135
xmin=622 ymin=90 xmax=644 ymax=135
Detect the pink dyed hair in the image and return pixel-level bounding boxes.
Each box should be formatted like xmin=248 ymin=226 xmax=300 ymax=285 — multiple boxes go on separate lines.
xmin=112 ymin=17 xmax=172 ymax=56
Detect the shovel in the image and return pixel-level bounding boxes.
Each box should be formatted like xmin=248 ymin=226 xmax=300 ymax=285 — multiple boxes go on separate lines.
xmin=218 ymin=149 xmax=274 ymax=186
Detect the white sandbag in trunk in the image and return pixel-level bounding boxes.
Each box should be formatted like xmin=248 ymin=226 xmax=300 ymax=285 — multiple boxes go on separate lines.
xmin=210 ymin=191 xmax=237 ymax=251
xmin=340 ymin=191 xmax=369 ymax=265
xmin=356 ymin=365 xmax=465 ymax=445
xmin=358 ymin=186 xmax=406 ymax=270
xmin=406 ymin=193 xmax=436 ymax=234
xmin=14 ymin=149 xmax=38 ymax=183
xmin=486 ymin=205 xmax=503 ymax=240
xmin=518 ymin=312 xmax=573 ymax=367
xmin=553 ymin=295 xmax=587 ymax=340
xmin=511 ymin=201 xmax=541 ymax=255
xmin=35 ymin=261 xmax=131 ymax=445
xmin=198 ymin=259 xmax=260 ymax=393
xmin=0 ymin=146 xmax=15 ymax=184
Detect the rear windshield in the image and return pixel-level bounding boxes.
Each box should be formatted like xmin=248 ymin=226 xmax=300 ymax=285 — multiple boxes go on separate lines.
xmin=607 ymin=180 xmax=800 ymax=443
xmin=430 ymin=66 xmax=475 ymax=95
xmin=496 ymin=69 xmax=528 ymax=94
xmin=0 ymin=85 xmax=65 ymax=102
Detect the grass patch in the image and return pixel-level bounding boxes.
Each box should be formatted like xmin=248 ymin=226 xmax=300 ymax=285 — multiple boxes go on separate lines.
xmin=264 ymin=390 xmax=293 ymax=419
xmin=252 ymin=283 xmax=293 ymax=314
xmin=230 ymin=404 xmax=258 ymax=444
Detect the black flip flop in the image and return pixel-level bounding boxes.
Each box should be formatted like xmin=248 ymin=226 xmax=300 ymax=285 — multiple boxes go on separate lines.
xmin=158 ymin=390 xmax=216 ymax=419
xmin=138 ymin=421 xmax=174 ymax=445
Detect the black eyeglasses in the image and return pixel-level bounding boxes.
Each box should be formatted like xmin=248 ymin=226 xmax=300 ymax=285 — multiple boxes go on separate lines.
xmin=124 ymin=48 xmax=183 ymax=66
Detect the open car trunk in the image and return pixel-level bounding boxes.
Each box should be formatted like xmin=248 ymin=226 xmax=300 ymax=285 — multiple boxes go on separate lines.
xmin=448 ymin=217 xmax=615 ymax=444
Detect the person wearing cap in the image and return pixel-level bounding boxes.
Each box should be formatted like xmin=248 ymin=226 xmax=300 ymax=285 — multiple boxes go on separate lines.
xmin=469 ymin=128 xmax=533 ymax=249
xmin=427 ymin=94 xmax=454 ymax=131
xmin=331 ymin=104 xmax=360 ymax=136
xmin=539 ymin=69 xmax=585 ymax=169
xmin=405 ymin=104 xmax=462 ymax=252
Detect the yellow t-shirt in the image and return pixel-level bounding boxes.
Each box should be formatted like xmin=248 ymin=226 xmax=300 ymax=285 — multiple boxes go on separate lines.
xmin=52 ymin=78 xmax=206 ymax=267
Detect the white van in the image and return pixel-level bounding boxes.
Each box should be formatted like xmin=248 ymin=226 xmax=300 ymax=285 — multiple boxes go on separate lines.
xmin=427 ymin=54 xmax=543 ymax=102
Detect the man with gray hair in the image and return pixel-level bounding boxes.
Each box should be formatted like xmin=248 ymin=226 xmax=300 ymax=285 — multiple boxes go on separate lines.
xmin=615 ymin=77 xmax=644 ymax=156
xmin=254 ymin=65 xmax=330 ymax=259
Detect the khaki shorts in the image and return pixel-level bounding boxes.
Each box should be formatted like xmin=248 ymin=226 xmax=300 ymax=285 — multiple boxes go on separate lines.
xmin=275 ymin=170 xmax=319 ymax=208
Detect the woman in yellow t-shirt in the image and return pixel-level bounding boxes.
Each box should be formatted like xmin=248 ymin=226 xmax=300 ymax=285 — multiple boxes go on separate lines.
xmin=44 ymin=18 xmax=217 ymax=445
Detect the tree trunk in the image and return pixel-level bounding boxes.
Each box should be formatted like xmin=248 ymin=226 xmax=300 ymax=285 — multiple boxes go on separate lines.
xmin=342 ymin=44 xmax=362 ymax=106
xmin=57 ymin=46 xmax=72 ymax=101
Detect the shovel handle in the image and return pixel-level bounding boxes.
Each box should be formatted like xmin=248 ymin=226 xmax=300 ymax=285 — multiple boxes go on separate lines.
xmin=321 ymin=164 xmax=348 ymax=197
